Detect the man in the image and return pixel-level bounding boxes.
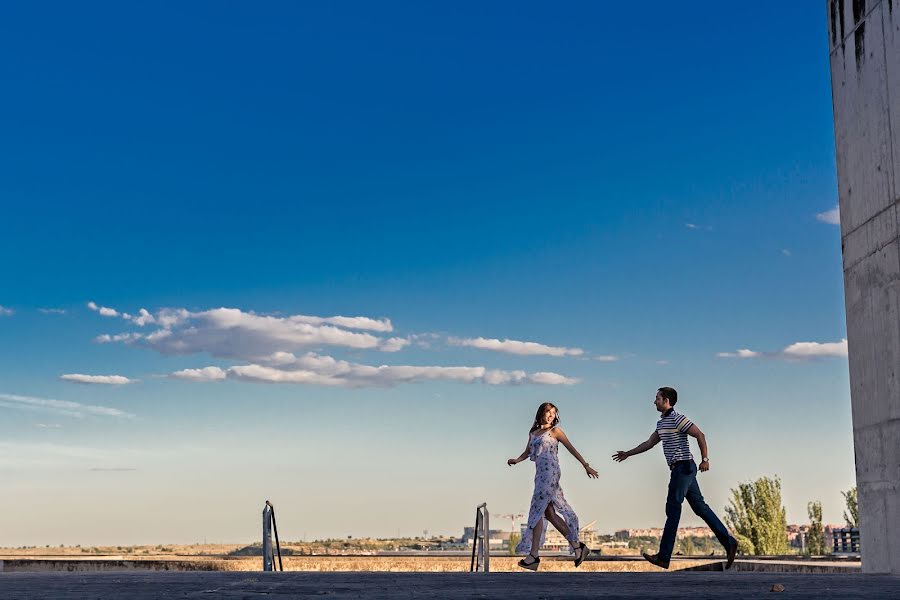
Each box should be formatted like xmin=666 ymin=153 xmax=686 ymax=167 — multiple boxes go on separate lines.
xmin=612 ymin=387 xmax=738 ymax=569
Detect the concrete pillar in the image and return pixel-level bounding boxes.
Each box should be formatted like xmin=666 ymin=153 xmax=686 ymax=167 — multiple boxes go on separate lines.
xmin=827 ymin=0 xmax=900 ymax=575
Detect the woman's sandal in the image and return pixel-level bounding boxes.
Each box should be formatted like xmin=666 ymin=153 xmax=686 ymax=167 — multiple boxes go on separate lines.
xmin=517 ymin=553 xmax=541 ymax=571
xmin=574 ymin=542 xmax=590 ymax=568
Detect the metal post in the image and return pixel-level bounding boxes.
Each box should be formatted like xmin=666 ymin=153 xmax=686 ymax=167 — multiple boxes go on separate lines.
xmin=262 ymin=502 xmax=274 ymax=571
xmin=483 ymin=504 xmax=490 ymax=573
xmin=470 ymin=502 xmax=490 ymax=573
xmin=268 ymin=501 xmax=284 ymax=572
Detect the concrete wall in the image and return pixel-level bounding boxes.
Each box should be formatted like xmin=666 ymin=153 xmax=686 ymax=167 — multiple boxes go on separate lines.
xmin=827 ymin=0 xmax=900 ymax=575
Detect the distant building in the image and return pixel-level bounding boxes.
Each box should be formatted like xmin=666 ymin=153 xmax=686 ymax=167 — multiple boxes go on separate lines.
xmin=614 ymin=527 xmax=715 ymax=540
xmin=518 ymin=520 xmax=600 ymax=552
xmin=459 ymin=527 xmax=510 ymax=548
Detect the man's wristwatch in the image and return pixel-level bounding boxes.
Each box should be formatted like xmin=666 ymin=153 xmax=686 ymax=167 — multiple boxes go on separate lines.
xmin=701 ymin=457 xmax=709 ymax=463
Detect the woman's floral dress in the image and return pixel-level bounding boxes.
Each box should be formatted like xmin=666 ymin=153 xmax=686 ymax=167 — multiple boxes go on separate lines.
xmin=515 ymin=426 xmax=580 ymax=555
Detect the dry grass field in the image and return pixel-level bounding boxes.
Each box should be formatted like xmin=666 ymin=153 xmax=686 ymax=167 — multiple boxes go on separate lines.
xmin=0 ymin=545 xmax=717 ymax=573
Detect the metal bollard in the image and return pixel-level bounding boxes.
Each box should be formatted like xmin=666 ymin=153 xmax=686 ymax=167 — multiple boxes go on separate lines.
xmin=469 ymin=502 xmax=490 ymax=573
xmin=262 ymin=500 xmax=283 ymax=571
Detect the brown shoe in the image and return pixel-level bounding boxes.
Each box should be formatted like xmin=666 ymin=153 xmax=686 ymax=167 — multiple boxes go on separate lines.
xmin=642 ymin=552 xmax=670 ymax=569
xmin=725 ymin=537 xmax=738 ymax=570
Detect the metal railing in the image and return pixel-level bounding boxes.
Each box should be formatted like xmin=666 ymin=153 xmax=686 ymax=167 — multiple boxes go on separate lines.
xmin=262 ymin=500 xmax=284 ymax=571
xmin=469 ymin=502 xmax=490 ymax=573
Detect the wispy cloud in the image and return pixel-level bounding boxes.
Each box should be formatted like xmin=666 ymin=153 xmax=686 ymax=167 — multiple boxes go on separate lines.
xmin=170 ymin=352 xmax=580 ymax=387
xmin=89 ymin=467 xmax=137 ymax=472
xmin=59 ymin=374 xmax=136 ymax=385
xmin=656 ymin=360 xmax=670 ymax=365
xmin=94 ymin=332 xmax=143 ymax=344
xmin=0 ymin=393 xmax=134 ymax=419
xmin=89 ymin=301 xmax=393 ymax=332
xmin=38 ymin=308 xmax=67 ymax=315
xmin=34 ymin=423 xmax=63 ymax=429
xmin=716 ymin=349 xmax=761 ymax=359
xmin=781 ymin=249 xmax=792 ymax=257
xmin=685 ymin=223 xmax=712 ymax=231
xmin=0 ymin=441 xmax=148 ymax=470
xmin=448 ymin=337 xmax=584 ymax=357
xmin=816 ymin=206 xmax=840 ymax=225
xmin=0 ymin=305 xmax=14 ymax=317
xmin=593 ymin=355 xmax=619 ymax=362
xmin=716 ymin=339 xmax=847 ymax=361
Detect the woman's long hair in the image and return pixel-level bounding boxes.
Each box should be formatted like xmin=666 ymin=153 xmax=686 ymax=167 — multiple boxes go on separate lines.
xmin=530 ymin=402 xmax=559 ymax=433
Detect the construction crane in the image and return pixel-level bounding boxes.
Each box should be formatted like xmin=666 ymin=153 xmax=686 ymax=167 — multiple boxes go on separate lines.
xmin=497 ymin=513 xmax=526 ymax=533
xmin=579 ymin=520 xmax=597 ymax=534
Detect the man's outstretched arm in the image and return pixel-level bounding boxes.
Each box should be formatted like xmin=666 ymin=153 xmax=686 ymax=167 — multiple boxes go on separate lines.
xmin=612 ymin=431 xmax=661 ymax=463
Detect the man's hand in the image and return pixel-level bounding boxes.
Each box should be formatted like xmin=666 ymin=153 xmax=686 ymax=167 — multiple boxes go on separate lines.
xmin=699 ymin=458 xmax=710 ymax=473
xmin=585 ymin=465 xmax=599 ymax=478
xmin=611 ymin=451 xmax=629 ymax=463
xmin=507 ymin=458 xmax=519 ymax=466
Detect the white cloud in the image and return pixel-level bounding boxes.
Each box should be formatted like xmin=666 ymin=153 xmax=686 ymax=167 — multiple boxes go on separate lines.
xmin=449 ymin=337 xmax=584 ymax=357
xmin=379 ymin=337 xmax=411 ymax=352
xmin=816 ymin=206 xmax=840 ymax=225
xmin=170 ymin=366 xmax=228 ymax=381
xmin=59 ymin=374 xmax=136 ymax=385
xmin=38 ymin=308 xmax=67 ymax=315
xmin=782 ymin=338 xmax=848 ymax=358
xmin=685 ymin=223 xmax=699 ymax=229
xmin=34 ymin=423 xmax=63 ymax=429
xmin=593 ymin=355 xmax=619 ymax=362
xmin=656 ymin=360 xmax=670 ymax=365
xmin=289 ymin=315 xmax=393 ymax=332
xmin=716 ymin=339 xmax=848 ymax=361
xmin=528 ymin=371 xmax=580 ymax=385
xmin=99 ymin=306 xmax=392 ymax=358
xmin=781 ymin=249 xmax=792 ymax=257
xmin=87 ymin=301 xmax=119 ymax=317
xmin=132 ymin=308 xmax=155 ymax=326
xmin=0 ymin=393 xmax=134 ymax=419
xmin=171 ymin=352 xmax=579 ymax=388
xmin=0 ymin=305 xmax=13 ymax=317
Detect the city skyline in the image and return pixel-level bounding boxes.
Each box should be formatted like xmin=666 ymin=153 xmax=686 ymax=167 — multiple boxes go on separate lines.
xmin=0 ymin=1 xmax=852 ymax=545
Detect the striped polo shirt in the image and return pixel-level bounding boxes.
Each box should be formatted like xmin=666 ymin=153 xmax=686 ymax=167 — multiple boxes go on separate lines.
xmin=656 ymin=409 xmax=694 ymax=466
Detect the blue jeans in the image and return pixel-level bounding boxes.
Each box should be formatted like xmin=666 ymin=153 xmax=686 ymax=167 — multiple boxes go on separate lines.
xmin=659 ymin=460 xmax=734 ymax=561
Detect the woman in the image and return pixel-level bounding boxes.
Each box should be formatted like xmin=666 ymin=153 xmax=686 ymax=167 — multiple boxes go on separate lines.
xmin=508 ymin=402 xmax=598 ymax=570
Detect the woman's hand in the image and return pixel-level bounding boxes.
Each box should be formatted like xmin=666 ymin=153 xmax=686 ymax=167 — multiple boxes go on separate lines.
xmin=584 ymin=464 xmax=599 ymax=479
xmin=507 ymin=458 xmax=519 ymax=466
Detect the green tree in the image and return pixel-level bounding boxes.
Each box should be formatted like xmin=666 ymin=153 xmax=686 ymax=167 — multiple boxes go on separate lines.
xmin=724 ymin=476 xmax=789 ymax=555
xmin=806 ymin=501 xmax=825 ymax=555
xmin=842 ymin=487 xmax=859 ymax=528
xmin=507 ymin=533 xmax=520 ymax=555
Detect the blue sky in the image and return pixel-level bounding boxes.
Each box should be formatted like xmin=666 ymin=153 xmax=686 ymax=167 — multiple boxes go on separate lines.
xmin=0 ymin=1 xmax=852 ymax=545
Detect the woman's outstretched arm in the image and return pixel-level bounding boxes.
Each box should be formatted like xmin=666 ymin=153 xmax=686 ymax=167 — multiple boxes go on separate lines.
xmin=554 ymin=428 xmax=599 ymax=478
xmin=507 ymin=435 xmax=531 ymax=466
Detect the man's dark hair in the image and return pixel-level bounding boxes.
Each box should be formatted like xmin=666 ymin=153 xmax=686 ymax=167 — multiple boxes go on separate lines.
xmin=658 ymin=387 xmax=678 ymax=406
